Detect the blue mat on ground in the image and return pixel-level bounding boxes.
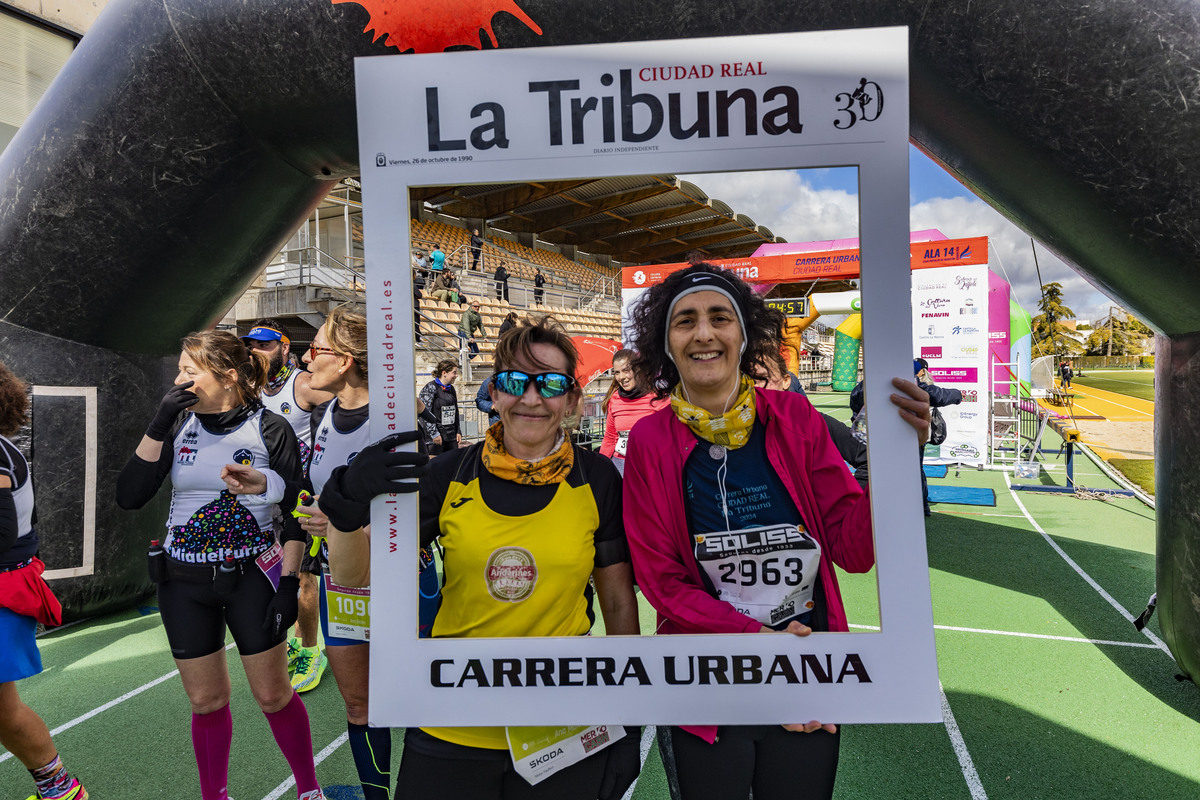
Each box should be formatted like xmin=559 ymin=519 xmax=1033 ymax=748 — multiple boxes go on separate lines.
xmin=927 ymin=485 xmax=996 ymax=507
xmin=923 ymin=465 xmax=948 ymax=478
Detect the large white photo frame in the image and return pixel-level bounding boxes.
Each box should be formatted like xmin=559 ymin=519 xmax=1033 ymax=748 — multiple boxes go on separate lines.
xmin=356 ymin=27 xmax=940 ymax=727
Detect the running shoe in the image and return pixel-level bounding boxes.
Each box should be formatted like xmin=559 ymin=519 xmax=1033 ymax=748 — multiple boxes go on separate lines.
xmin=290 ymin=646 xmax=326 ymax=693
xmin=27 ymin=779 xmax=88 ymax=800
xmin=286 ymin=636 xmax=302 ymax=675
xmin=298 ymin=790 xmax=326 ymax=800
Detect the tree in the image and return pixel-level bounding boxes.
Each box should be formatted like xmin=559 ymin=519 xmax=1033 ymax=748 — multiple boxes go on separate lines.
xmin=1083 ymin=308 xmax=1152 ymax=356
xmin=1031 ymin=282 xmax=1082 ymax=356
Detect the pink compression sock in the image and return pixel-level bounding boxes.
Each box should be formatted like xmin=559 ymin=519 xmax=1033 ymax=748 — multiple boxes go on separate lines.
xmin=264 ymin=691 xmax=320 ymax=794
xmin=192 ymin=704 xmax=233 ymax=800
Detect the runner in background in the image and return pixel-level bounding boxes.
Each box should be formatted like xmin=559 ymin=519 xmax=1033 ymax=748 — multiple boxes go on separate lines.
xmin=419 ymin=360 xmax=461 ymax=455
xmin=115 ymin=332 xmax=323 ymax=800
xmin=320 ymin=316 xmax=641 ymax=800
xmin=0 ymin=360 xmax=89 ymax=800
xmin=598 ymin=349 xmax=668 ymax=476
xmin=243 ymin=319 xmax=334 ymax=693
xmin=622 ymin=264 xmax=930 ymax=800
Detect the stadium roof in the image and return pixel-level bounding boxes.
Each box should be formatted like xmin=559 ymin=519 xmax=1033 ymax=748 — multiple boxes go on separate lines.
xmin=412 ymin=175 xmax=786 ymax=265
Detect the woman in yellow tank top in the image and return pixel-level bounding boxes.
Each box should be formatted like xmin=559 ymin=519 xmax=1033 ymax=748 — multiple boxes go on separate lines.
xmin=319 ymin=316 xmax=642 ymax=800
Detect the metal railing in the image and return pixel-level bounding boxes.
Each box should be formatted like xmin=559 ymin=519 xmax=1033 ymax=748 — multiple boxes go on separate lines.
xmin=267 ymin=245 xmax=365 ymax=292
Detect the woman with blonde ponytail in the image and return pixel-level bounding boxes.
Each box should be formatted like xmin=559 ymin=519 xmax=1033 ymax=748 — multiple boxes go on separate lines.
xmin=116 ymin=330 xmax=325 ymax=800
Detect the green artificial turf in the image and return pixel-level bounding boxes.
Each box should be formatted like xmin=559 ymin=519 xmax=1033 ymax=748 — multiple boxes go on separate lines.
xmin=1072 ymin=369 xmax=1155 ymax=402
xmin=1108 ymin=458 xmax=1155 ymax=495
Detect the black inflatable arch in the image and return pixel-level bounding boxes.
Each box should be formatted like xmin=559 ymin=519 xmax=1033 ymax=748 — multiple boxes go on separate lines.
xmin=2 ymin=0 xmax=1199 ymax=680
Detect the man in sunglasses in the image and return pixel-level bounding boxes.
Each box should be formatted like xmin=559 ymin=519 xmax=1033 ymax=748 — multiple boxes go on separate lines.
xmin=242 ymin=320 xmax=333 ymax=463
xmin=242 ymin=319 xmax=333 ymax=686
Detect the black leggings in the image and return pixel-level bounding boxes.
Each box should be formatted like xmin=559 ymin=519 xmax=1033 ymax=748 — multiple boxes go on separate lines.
xmin=660 ymin=724 xmax=840 ymax=800
xmin=157 ymin=568 xmax=284 ymax=659
xmin=395 ymin=729 xmax=607 ymax=800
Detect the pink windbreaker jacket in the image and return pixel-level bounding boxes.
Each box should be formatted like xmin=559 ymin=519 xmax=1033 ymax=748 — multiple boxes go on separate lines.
xmin=622 ymin=388 xmax=875 ymax=741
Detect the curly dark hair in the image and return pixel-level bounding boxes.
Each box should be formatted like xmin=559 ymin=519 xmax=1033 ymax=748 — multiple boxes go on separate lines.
xmin=0 ymin=359 xmax=30 ymax=437
xmin=627 ymin=263 xmax=784 ymax=397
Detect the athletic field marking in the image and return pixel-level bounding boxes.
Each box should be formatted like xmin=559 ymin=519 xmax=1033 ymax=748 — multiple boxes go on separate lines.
xmin=262 ymin=732 xmax=349 ymax=800
xmin=33 ymin=385 xmax=97 ymax=580
xmin=848 ymin=623 xmax=1158 ymax=649
xmin=1004 ymin=473 xmax=1170 ymax=655
xmin=1072 ymin=395 xmax=1153 ymax=420
xmin=1066 ymin=384 xmax=1154 ymax=419
xmin=941 ymin=682 xmax=988 ymax=799
xmin=620 ymin=724 xmax=658 ymax=800
xmin=0 ymin=642 xmax=235 ymax=765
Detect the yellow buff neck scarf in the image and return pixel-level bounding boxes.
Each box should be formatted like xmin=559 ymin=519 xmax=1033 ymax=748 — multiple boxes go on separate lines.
xmin=482 ymin=422 xmax=575 ymax=485
xmin=670 ymin=374 xmax=757 ymax=449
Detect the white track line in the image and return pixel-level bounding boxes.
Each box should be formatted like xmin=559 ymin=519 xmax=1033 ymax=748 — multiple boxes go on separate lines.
xmin=1070 ymin=392 xmax=1153 ymax=419
xmin=262 ymin=732 xmax=349 ymax=800
xmin=932 ymin=624 xmax=1159 ymax=649
xmin=1004 ymin=472 xmax=1170 ymax=655
xmin=941 ymin=682 xmax=988 ymax=799
xmin=0 ymin=642 xmax=235 ymax=765
xmin=848 ymin=623 xmax=1157 ymax=649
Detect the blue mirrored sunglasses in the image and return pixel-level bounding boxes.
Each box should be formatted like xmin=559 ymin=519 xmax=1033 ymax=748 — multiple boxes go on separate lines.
xmin=493 ymin=370 xmax=576 ymax=398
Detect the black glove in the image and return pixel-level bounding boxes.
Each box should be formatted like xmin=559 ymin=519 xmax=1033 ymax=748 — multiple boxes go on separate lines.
xmin=146 ymin=382 xmax=199 ymax=440
xmin=597 ymin=726 xmax=642 ymax=800
xmin=263 ymin=575 xmax=300 ymax=638
xmin=318 ymin=431 xmax=428 ymax=532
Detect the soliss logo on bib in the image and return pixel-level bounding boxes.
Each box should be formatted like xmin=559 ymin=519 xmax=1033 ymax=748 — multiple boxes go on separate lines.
xmin=485 ymin=546 xmax=538 ymax=602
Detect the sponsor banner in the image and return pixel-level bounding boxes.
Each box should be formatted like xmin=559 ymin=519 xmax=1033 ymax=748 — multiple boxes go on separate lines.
xmin=913 ymin=263 xmax=989 ymax=466
xmin=359 ymin=28 xmax=939 ymax=729
xmin=929 ymin=367 xmax=978 ymax=383
xmin=622 ymin=236 xmax=989 ymax=288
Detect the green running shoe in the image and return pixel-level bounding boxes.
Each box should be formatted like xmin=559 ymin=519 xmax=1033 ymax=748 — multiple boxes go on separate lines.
xmin=290 ymin=647 xmax=326 ymax=693
xmin=286 ymin=636 xmax=303 ymax=675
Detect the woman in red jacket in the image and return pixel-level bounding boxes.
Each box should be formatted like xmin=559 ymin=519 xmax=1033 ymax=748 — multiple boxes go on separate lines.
xmin=621 ymin=264 xmax=931 ymax=800
xmin=598 ymin=349 xmax=668 ymax=475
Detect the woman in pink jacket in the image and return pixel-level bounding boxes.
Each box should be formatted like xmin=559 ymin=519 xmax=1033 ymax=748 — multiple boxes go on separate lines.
xmin=621 ymin=264 xmax=931 ymax=800
xmin=598 ymin=349 xmax=668 ymax=475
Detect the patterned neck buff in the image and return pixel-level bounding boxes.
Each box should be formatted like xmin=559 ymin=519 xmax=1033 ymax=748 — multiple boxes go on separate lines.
xmin=266 ymin=363 xmax=294 ymax=393
xmin=482 ymin=423 xmax=574 ymax=485
xmin=669 ymin=373 xmax=757 ymax=449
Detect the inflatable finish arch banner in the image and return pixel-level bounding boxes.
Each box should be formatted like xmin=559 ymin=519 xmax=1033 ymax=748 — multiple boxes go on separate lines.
xmin=3 ymin=0 xmax=1200 ymax=684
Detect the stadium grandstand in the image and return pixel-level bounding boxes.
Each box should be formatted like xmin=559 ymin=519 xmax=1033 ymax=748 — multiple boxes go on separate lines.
xmin=227 ymin=173 xmax=797 ymax=436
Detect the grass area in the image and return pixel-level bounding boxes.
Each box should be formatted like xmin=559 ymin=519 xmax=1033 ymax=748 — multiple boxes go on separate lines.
xmin=1073 ymin=369 xmax=1155 ymax=402
xmin=1108 ymin=458 xmax=1155 ymax=495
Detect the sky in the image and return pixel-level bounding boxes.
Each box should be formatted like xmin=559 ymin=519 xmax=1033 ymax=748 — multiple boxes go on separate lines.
xmin=679 ymin=146 xmax=1119 ymax=325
